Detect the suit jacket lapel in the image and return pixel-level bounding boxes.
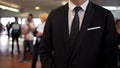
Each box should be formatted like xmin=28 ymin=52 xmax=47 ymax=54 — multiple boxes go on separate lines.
xmin=70 ymin=2 xmax=94 ymax=63
xmin=60 ymin=4 xmax=71 ymax=61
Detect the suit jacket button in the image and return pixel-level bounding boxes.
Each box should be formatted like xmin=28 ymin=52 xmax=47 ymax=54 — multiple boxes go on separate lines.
xmin=69 ymin=66 xmax=72 ymax=68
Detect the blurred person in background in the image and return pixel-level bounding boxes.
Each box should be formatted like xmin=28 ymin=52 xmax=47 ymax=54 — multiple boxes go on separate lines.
xmin=0 ymin=22 xmax=4 ymax=33
xmin=31 ymin=13 xmax=48 ymax=68
xmin=10 ymin=17 xmax=21 ymax=54
xmin=0 ymin=22 xmax=2 ymax=33
xmin=0 ymin=17 xmax=5 ymax=33
xmin=20 ymin=13 xmax=35 ymax=63
xmin=6 ymin=22 xmax=11 ymax=38
xmin=116 ymin=19 xmax=120 ymax=64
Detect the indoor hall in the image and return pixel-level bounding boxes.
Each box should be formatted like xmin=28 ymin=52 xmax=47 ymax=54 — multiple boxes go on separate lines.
xmin=0 ymin=0 xmax=120 ymax=68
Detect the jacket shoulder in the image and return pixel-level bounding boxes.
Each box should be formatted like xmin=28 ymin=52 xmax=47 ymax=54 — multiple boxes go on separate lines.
xmin=90 ymin=2 xmax=111 ymax=13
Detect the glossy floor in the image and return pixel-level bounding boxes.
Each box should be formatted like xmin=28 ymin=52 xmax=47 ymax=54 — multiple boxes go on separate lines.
xmin=0 ymin=34 xmax=41 ymax=68
xmin=0 ymin=30 xmax=119 ymax=68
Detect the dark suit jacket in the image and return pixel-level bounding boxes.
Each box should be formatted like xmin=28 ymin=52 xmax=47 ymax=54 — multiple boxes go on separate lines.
xmin=39 ymin=1 xmax=118 ymax=68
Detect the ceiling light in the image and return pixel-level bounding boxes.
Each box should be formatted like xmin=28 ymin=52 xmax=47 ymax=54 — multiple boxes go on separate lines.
xmin=103 ymin=6 xmax=120 ymax=10
xmin=35 ymin=6 xmax=40 ymax=10
xmin=0 ymin=5 xmax=19 ymax=12
xmin=61 ymin=1 xmax=68 ymax=5
xmin=0 ymin=0 xmax=20 ymax=8
xmin=10 ymin=4 xmax=20 ymax=8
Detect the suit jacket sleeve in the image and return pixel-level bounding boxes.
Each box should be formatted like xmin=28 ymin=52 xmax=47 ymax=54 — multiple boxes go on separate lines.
xmin=39 ymin=11 xmax=54 ymax=68
xmin=102 ymin=11 xmax=118 ymax=68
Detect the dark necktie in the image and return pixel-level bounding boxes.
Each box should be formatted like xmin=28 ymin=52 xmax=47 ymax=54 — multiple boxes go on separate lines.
xmin=70 ymin=7 xmax=82 ymax=52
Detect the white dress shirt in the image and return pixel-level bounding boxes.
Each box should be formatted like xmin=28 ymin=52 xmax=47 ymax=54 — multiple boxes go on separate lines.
xmin=36 ymin=22 xmax=45 ymax=41
xmin=68 ymin=0 xmax=89 ymax=34
xmin=36 ymin=22 xmax=45 ymax=33
xmin=12 ymin=22 xmax=20 ymax=30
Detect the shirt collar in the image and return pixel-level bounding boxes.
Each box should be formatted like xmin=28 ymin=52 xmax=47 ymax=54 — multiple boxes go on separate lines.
xmin=68 ymin=0 xmax=89 ymax=11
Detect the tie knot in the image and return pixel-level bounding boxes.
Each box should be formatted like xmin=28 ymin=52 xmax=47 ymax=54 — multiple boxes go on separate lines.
xmin=74 ymin=7 xmax=82 ymax=13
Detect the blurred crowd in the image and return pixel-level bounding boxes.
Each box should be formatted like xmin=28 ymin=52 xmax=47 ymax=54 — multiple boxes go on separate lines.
xmin=0 ymin=13 xmax=48 ymax=68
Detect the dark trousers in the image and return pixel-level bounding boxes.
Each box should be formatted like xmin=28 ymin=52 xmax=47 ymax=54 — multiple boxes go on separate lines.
xmin=31 ymin=40 xmax=40 ymax=68
xmin=7 ymin=29 xmax=10 ymax=37
xmin=11 ymin=36 xmax=20 ymax=53
xmin=31 ymin=47 xmax=39 ymax=68
xmin=22 ymin=40 xmax=34 ymax=61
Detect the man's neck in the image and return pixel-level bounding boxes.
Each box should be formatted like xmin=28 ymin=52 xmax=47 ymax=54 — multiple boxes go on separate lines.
xmin=70 ymin=0 xmax=87 ymax=6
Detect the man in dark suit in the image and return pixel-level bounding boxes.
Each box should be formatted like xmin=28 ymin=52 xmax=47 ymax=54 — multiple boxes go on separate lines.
xmin=39 ymin=0 xmax=118 ymax=68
